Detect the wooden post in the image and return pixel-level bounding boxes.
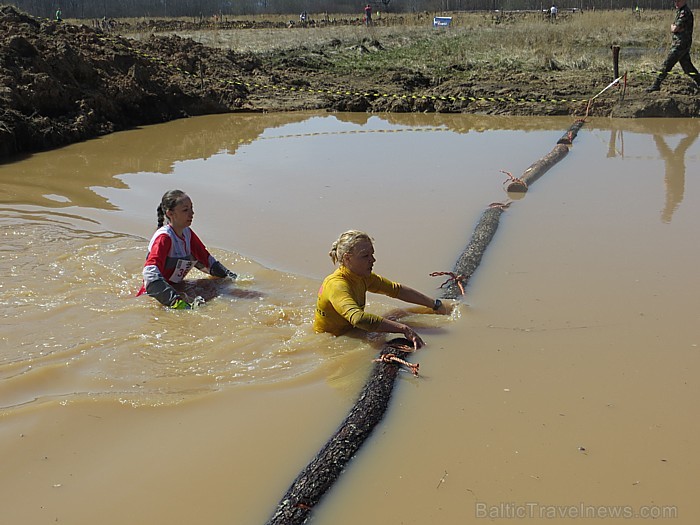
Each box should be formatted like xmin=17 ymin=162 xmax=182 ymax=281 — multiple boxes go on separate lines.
xmin=611 ymin=45 xmax=620 ymax=81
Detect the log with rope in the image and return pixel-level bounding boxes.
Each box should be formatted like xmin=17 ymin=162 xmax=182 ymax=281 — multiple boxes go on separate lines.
xmin=504 ymin=76 xmax=621 ymax=193
xmin=558 ymin=119 xmax=586 ymax=145
xmin=264 ymin=201 xmax=511 ymax=525
xmin=504 ymin=143 xmax=569 ymax=192
xmin=265 ymin=340 xmax=413 ymax=525
xmin=437 ymin=204 xmax=508 ymax=300
xmin=265 ymin=105 xmax=597 ymax=523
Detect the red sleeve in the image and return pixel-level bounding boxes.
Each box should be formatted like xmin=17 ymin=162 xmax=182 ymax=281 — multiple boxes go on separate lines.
xmin=189 ymin=229 xmax=214 ymax=267
xmin=144 ymin=233 xmax=172 ymax=274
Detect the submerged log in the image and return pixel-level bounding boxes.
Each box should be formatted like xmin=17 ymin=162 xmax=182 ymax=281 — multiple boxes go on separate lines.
xmin=505 ymin=143 xmax=569 ymax=192
xmin=266 ymin=342 xmax=411 ymax=525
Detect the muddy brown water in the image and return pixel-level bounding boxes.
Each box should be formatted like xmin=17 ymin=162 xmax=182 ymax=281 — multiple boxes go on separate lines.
xmin=1 ymin=112 xmax=697 ymax=524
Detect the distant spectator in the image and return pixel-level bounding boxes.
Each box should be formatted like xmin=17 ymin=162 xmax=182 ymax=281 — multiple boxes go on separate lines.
xmin=549 ymin=4 xmax=558 ymax=20
xmin=55 ymin=8 xmax=62 ymax=22
xmin=364 ymin=3 xmax=372 ymax=26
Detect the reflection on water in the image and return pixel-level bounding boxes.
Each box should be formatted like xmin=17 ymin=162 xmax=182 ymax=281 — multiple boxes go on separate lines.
xmin=603 ymin=120 xmax=698 ymax=224
xmin=1 ymin=113 xmax=699 ymax=525
xmin=1 ymin=113 xmax=698 ymax=410
xmin=654 ymin=132 xmax=697 ymax=223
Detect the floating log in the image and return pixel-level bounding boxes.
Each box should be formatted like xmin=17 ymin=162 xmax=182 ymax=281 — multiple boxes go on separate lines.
xmin=266 ymin=119 xmax=587 ymax=524
xmin=557 ymin=119 xmax=586 ymax=145
xmin=266 ymin=208 xmax=509 ymax=525
xmin=505 ymin=143 xmax=569 ymax=192
xmin=266 ymin=343 xmax=410 ymax=525
xmin=442 ymin=205 xmax=506 ymax=299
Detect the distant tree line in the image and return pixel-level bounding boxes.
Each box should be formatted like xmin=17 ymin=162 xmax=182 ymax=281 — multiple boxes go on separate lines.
xmin=4 ymin=0 xmax=679 ymax=20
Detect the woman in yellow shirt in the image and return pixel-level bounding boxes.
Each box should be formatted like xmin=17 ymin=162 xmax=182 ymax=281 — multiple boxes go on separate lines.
xmin=314 ymin=230 xmax=447 ymax=350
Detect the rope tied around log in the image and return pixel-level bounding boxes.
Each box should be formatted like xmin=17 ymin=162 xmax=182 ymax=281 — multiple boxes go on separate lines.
xmin=488 ymin=200 xmax=512 ymax=211
xmin=373 ymin=353 xmax=420 ymax=377
xmin=500 ymin=170 xmax=528 ymax=191
xmin=265 ymin=339 xmax=414 ymax=525
xmin=265 ymin=101 xmax=597 ymax=524
xmin=430 ymin=271 xmax=469 ymax=296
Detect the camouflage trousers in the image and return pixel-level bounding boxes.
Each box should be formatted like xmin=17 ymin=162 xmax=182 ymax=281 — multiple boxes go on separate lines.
xmin=654 ymin=43 xmax=700 ymax=86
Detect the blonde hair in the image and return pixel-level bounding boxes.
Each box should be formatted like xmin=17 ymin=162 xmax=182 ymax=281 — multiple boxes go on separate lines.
xmin=329 ymin=230 xmax=373 ymax=266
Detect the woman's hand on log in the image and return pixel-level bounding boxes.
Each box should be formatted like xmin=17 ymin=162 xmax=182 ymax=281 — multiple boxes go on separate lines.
xmin=401 ymin=324 xmax=424 ymax=351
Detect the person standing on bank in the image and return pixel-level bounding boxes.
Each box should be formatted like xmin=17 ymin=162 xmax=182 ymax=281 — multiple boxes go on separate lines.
xmin=647 ymin=0 xmax=700 ymax=92
xmin=364 ymin=3 xmax=372 ymax=26
xmin=137 ymin=189 xmax=237 ymax=309
xmin=314 ymin=230 xmax=448 ymax=350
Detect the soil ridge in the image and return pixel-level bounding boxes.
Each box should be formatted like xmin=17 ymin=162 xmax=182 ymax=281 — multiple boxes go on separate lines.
xmin=1 ymin=5 xmax=698 ymax=161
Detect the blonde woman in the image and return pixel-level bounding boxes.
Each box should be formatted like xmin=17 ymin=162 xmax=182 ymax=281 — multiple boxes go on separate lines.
xmin=314 ymin=230 xmax=447 ymax=350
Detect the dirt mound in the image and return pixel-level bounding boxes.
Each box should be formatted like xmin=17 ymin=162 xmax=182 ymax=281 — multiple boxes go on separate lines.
xmin=0 ymin=6 xmax=250 ymax=158
xmin=1 ymin=5 xmax=698 ymax=161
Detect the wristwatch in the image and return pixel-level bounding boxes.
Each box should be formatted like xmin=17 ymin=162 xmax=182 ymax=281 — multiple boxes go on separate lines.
xmin=432 ymin=299 xmax=442 ymax=311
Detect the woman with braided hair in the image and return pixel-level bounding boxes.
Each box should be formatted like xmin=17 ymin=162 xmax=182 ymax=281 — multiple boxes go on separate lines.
xmin=137 ymin=189 xmax=237 ymax=309
xmin=314 ymin=230 xmax=448 ymax=350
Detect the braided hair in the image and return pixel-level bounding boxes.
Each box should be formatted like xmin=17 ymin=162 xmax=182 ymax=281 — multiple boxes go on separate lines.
xmin=156 ymin=189 xmax=186 ymax=229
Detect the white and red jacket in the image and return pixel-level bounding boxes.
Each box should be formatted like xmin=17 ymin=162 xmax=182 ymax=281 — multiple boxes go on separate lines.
xmin=137 ymin=224 xmax=221 ymax=305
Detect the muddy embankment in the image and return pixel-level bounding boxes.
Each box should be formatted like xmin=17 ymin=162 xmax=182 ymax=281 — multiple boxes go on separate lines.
xmin=1 ymin=5 xmax=698 ymax=161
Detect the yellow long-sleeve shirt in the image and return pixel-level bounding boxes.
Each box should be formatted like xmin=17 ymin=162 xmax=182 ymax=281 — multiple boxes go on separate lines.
xmin=313 ymin=266 xmax=402 ymax=335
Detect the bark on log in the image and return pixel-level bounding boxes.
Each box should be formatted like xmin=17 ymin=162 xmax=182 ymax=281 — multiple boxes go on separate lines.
xmin=266 ymin=342 xmax=411 ymax=525
xmin=265 ymin=206 xmax=507 ymax=523
xmin=557 ymin=119 xmax=586 ymax=145
xmin=505 ymin=143 xmax=569 ymax=192
xmin=441 ymin=206 xmax=506 ymax=300
xmin=266 ymin=121 xmax=585 ymax=524
xmin=266 ymin=208 xmax=508 ymax=524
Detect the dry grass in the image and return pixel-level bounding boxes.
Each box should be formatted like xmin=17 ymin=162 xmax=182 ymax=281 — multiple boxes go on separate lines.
xmin=120 ymin=10 xmax=689 ymax=79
